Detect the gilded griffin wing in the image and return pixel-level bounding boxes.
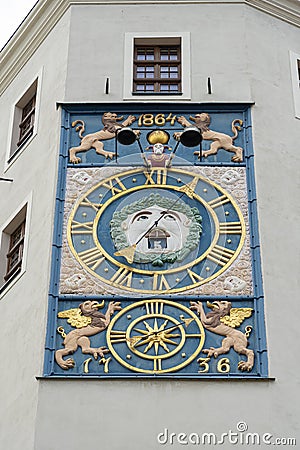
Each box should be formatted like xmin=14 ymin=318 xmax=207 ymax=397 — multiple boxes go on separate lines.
xmin=57 ymin=308 xmax=92 ymax=328
xmin=220 ymin=308 xmax=253 ymax=328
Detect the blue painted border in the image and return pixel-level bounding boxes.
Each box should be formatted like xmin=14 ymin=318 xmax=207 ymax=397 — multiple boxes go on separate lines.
xmin=44 ymin=103 xmax=269 ymax=378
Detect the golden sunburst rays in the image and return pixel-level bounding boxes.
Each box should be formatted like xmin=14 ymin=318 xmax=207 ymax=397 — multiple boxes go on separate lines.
xmin=129 ymin=319 xmax=181 ymax=356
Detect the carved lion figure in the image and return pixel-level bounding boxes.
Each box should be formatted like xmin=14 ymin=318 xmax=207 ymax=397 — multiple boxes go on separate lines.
xmin=69 ymin=112 xmax=138 ymax=163
xmin=190 ymin=300 xmax=254 ymax=371
xmin=174 ymin=113 xmax=243 ymax=162
xmin=55 ymin=300 xmax=121 ymax=370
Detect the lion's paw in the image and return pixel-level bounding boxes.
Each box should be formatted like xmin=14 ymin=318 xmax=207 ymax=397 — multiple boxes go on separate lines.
xmin=203 ymin=348 xmax=218 ymax=358
xmin=104 ymin=152 xmax=115 ymax=160
xmin=61 ymin=358 xmax=75 ymax=369
xmin=238 ymin=360 xmax=253 ymax=372
xmin=231 ymin=155 xmax=243 ymax=163
xmin=69 ymin=156 xmax=81 ymax=164
xmin=93 ymin=347 xmax=109 ymax=360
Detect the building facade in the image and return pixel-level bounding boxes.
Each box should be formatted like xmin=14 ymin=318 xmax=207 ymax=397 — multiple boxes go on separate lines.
xmin=0 ymin=1 xmax=299 ymax=449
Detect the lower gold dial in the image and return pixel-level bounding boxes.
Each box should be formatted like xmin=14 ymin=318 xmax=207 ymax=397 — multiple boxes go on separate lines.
xmin=106 ymin=299 xmax=205 ymax=374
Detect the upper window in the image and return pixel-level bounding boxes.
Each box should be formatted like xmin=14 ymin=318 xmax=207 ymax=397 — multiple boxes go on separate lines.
xmin=7 ymin=78 xmax=38 ymax=164
xmin=17 ymin=93 xmax=36 ymax=148
xmin=123 ymin=33 xmax=190 ymax=100
xmin=133 ymin=42 xmax=181 ymax=94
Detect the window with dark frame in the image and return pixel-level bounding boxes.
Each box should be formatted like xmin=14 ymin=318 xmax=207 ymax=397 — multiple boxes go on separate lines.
xmin=4 ymin=220 xmax=26 ymax=283
xmin=8 ymin=79 xmax=38 ymax=164
xmin=133 ymin=43 xmax=181 ymax=94
xmin=298 ymin=59 xmax=300 ymax=86
xmin=17 ymin=94 xmax=36 ymax=148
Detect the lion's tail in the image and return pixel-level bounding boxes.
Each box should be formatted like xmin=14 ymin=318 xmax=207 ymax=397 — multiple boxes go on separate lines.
xmin=72 ymin=120 xmax=85 ymax=138
xmin=231 ymin=119 xmax=243 ymax=140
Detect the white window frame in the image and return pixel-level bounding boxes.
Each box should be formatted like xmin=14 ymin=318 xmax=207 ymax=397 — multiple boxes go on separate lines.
xmin=123 ymin=32 xmax=191 ymax=101
xmin=4 ymin=68 xmax=43 ymax=171
xmin=0 ymin=194 xmax=32 ymax=299
xmin=289 ymin=51 xmax=300 ymax=119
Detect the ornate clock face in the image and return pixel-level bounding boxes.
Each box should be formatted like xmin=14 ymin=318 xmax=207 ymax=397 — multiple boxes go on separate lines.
xmin=106 ymin=299 xmax=205 ymax=374
xmin=67 ymin=167 xmax=245 ymax=294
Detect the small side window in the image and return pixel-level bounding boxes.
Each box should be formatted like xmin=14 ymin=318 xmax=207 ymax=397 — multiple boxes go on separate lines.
xmin=0 ymin=204 xmax=28 ymax=295
xmin=8 ymin=79 xmax=38 ymax=163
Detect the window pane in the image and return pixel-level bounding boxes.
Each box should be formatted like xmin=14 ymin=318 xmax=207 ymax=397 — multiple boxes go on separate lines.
xmin=135 ymin=83 xmax=154 ymax=92
xmin=159 ymin=84 xmax=179 ymax=92
xmin=137 ymin=48 xmax=155 ymax=60
xmin=10 ymin=224 xmax=23 ymax=247
xmin=160 ymin=48 xmax=178 ymax=61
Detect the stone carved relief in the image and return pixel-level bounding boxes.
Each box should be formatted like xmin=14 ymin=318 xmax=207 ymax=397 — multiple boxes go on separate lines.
xmin=110 ymin=193 xmax=202 ymax=266
xmin=174 ymin=113 xmax=243 ymax=162
xmin=190 ymin=301 xmax=254 ymax=371
xmin=69 ymin=112 xmax=139 ymax=163
xmin=55 ymin=300 xmax=121 ymax=369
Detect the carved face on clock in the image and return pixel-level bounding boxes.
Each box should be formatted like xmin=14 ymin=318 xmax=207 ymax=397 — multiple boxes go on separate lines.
xmin=110 ymin=193 xmax=202 ymax=266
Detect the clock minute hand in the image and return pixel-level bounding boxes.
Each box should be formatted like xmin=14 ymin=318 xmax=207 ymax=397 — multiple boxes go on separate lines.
xmin=156 ymin=318 xmax=195 ymax=335
xmin=129 ymin=318 xmax=194 ymax=347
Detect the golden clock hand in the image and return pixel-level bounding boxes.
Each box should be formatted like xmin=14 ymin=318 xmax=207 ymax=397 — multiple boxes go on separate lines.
xmin=155 ymin=317 xmax=195 ymax=336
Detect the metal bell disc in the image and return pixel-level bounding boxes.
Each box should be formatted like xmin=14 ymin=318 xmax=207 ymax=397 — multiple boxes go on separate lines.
xmin=180 ymin=127 xmax=202 ymax=147
xmin=117 ymin=127 xmax=137 ymax=145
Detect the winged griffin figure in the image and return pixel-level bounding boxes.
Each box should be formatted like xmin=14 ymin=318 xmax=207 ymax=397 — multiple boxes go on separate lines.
xmin=55 ymin=300 xmax=121 ymax=370
xmin=190 ymin=300 xmax=254 ymax=371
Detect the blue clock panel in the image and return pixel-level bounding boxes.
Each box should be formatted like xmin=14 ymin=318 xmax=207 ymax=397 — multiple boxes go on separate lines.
xmin=44 ymin=103 xmax=268 ymax=379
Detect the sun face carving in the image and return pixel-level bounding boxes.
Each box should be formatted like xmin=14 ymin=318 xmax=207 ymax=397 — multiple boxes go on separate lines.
xmin=110 ymin=193 xmax=202 ymax=266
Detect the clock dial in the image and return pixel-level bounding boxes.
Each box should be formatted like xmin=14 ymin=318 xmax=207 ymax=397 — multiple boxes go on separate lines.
xmin=67 ymin=167 xmax=245 ymax=294
xmin=106 ymin=299 xmax=205 ymax=374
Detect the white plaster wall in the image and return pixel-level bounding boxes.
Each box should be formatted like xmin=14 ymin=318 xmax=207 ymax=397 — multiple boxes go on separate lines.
xmin=65 ymin=3 xmax=251 ymax=102
xmin=35 ymin=378 xmax=297 ymax=449
xmin=244 ymin=6 xmax=300 ymax=382
xmin=0 ymin=9 xmax=71 ymax=450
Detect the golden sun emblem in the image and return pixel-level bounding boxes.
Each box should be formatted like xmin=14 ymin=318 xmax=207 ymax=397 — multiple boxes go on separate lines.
xmin=128 ymin=318 xmax=182 ymax=355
